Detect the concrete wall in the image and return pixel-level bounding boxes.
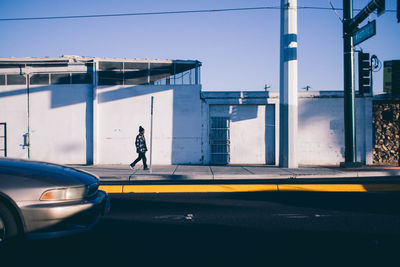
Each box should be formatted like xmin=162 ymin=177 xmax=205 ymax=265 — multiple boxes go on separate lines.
xmin=29 ymin=84 xmax=89 ymax=164
xmin=203 ymin=92 xmax=277 ymax=165
xmin=1 ymin=80 xmax=373 ymax=167
xmin=208 ymin=104 xmax=268 ymax=164
xmin=297 ymin=96 xmax=373 ymax=165
xmin=203 ymin=91 xmax=373 ymax=166
xmin=96 ymin=85 xmax=202 ymax=165
xmin=0 ymin=85 xmax=29 ymax=159
xmin=0 ymin=83 xmax=90 ymax=164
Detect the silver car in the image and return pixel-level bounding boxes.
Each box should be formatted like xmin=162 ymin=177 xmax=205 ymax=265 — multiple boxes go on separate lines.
xmin=0 ymin=158 xmax=110 ymax=244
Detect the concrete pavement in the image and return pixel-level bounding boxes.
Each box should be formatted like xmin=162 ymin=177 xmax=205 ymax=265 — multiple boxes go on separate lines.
xmin=71 ymin=164 xmax=400 ymax=181
xmin=68 ymin=164 xmax=400 ymax=193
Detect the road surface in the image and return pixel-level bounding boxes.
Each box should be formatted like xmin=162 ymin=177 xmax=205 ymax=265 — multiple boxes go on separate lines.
xmin=2 ymin=192 xmax=400 ymax=266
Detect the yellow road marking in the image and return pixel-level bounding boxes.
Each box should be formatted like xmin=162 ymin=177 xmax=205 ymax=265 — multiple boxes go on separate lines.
xmin=99 ymin=184 xmax=400 ymax=194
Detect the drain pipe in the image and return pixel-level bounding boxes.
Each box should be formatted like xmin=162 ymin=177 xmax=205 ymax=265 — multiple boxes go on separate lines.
xmin=25 ymin=64 xmax=31 ymax=159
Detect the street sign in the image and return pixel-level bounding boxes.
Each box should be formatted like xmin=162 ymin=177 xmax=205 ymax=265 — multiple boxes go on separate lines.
xmin=353 ymin=20 xmax=376 ymax=46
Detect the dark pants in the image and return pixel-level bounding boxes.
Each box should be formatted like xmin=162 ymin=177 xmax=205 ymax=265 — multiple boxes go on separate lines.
xmin=131 ymin=152 xmax=147 ymax=169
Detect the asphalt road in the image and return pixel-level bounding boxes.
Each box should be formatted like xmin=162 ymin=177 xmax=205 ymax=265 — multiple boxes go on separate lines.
xmin=2 ymin=192 xmax=400 ymax=267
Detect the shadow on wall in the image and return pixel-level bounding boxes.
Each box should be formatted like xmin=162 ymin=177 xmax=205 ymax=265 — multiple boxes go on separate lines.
xmin=1 ymin=83 xmax=205 ymax=164
xmin=298 ymin=97 xmax=345 ymax=165
xmin=97 ymin=84 xmax=203 ymax=165
xmin=0 ymin=85 xmax=93 ymax=164
xmin=208 ymin=103 xmax=272 ymax=165
xmin=298 ymin=95 xmax=370 ymax=165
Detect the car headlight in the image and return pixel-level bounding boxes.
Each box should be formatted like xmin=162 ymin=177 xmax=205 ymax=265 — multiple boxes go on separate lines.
xmin=40 ymin=186 xmax=87 ymax=201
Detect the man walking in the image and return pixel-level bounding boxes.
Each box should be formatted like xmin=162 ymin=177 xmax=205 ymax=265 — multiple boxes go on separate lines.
xmin=130 ymin=126 xmax=149 ymax=170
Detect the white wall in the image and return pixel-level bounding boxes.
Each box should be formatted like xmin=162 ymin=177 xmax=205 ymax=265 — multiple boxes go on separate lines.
xmin=0 ymin=84 xmax=89 ymax=164
xmin=209 ymin=104 xmax=268 ymax=164
xmin=96 ymin=85 xmax=202 ymax=165
xmin=204 ymin=92 xmax=373 ymax=166
xmin=29 ymin=84 xmax=89 ymax=164
xmin=1 ymin=82 xmax=373 ymax=167
xmin=297 ymin=96 xmax=373 ymax=165
xmin=0 ymin=85 xmax=29 ymax=159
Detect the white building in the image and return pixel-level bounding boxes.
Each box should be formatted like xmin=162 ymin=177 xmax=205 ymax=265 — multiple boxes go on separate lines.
xmin=0 ymin=56 xmax=373 ymax=166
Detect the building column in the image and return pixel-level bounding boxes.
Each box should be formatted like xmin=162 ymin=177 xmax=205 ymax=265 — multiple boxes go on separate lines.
xmin=279 ymin=0 xmax=298 ymax=168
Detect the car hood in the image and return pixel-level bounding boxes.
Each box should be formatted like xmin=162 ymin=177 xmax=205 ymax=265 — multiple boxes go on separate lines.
xmin=0 ymin=158 xmax=99 ymax=188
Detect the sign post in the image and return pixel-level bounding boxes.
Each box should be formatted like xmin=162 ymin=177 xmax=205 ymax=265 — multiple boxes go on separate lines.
xmin=341 ymin=0 xmax=384 ymax=168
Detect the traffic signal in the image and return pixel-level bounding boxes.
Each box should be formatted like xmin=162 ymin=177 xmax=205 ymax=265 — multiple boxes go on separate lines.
xmin=358 ymin=52 xmax=371 ymax=95
xmin=397 ymin=0 xmax=400 ymax=23
xmin=377 ymin=0 xmax=385 ymax=16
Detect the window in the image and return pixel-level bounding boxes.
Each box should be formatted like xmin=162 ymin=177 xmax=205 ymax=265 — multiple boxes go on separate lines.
xmin=0 ymin=75 xmax=5 ymax=86
xmin=99 ymin=61 xmax=123 ymax=70
xmin=124 ymin=70 xmax=148 ymax=85
xmin=7 ymin=74 xmax=26 ymax=85
xmin=124 ymin=62 xmax=148 ymax=70
xmin=72 ymin=73 xmax=92 ymax=84
xmin=98 ymin=71 xmax=123 ymax=85
xmin=30 ymin=74 xmax=49 ymax=85
xmin=51 ymin=73 xmax=70 ymax=84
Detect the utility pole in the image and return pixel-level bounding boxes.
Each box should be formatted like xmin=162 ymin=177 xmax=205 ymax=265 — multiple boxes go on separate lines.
xmin=279 ymin=0 xmax=298 ymax=168
xmin=341 ymin=0 xmax=359 ymax=167
xmin=341 ymin=0 xmax=385 ymax=168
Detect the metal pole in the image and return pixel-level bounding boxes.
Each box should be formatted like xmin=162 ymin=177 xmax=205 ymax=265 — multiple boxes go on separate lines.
xmin=26 ymin=66 xmax=31 ymax=160
xmin=341 ymin=0 xmax=361 ymax=167
xmin=149 ymin=96 xmax=154 ymax=172
xmin=279 ymin=0 xmax=298 ymax=168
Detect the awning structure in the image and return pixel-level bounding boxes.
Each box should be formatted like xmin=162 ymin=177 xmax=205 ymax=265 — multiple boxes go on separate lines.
xmin=0 ymin=56 xmax=202 ymax=86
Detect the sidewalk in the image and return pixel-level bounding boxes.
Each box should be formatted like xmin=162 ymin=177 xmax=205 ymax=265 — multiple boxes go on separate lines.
xmin=69 ymin=164 xmax=400 ymax=193
xmin=71 ymin=164 xmax=400 ymax=182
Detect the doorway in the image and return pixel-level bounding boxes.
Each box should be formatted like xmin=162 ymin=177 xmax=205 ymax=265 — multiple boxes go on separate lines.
xmin=210 ymin=117 xmax=230 ymax=164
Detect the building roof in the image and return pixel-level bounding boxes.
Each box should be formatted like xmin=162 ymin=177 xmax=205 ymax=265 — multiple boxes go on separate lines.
xmin=0 ymin=56 xmax=201 ymax=68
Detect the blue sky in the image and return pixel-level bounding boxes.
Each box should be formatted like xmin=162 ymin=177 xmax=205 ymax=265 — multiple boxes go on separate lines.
xmin=0 ymin=0 xmax=398 ymax=92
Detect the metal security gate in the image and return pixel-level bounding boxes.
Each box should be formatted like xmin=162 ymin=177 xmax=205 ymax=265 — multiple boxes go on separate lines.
xmin=0 ymin=123 xmax=6 ymax=157
xmin=210 ymin=117 xmax=230 ymax=164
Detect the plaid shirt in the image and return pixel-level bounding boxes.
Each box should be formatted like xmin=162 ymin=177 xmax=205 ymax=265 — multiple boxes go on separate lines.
xmin=135 ymin=133 xmax=147 ymax=153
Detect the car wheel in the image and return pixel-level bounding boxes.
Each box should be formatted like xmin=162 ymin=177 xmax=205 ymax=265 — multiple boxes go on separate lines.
xmin=0 ymin=202 xmax=19 ymax=245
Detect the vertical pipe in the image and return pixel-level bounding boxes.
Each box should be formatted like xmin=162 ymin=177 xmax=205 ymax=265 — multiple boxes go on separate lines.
xmin=149 ymin=96 xmax=154 ymax=172
xmin=26 ymin=65 xmax=31 ymax=159
xmin=279 ymin=0 xmax=298 ymax=168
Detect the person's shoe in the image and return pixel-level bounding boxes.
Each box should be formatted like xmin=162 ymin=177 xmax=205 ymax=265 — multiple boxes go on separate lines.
xmin=129 ymin=165 xmax=135 ymax=170
xmin=143 ymin=167 xmax=149 ymax=170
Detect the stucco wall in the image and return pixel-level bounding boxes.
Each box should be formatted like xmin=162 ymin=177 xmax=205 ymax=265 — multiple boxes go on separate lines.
xmin=96 ymin=85 xmax=202 ymax=165
xmin=209 ymin=104 xmax=273 ymax=164
xmin=1 ymin=83 xmax=373 ymax=166
xmin=204 ymin=92 xmax=373 ymax=166
xmin=0 ymin=84 xmax=90 ymax=164
xmin=297 ymin=96 xmax=373 ymax=165
xmin=0 ymin=85 xmax=29 ymax=159
xmin=29 ymin=84 xmax=89 ymax=164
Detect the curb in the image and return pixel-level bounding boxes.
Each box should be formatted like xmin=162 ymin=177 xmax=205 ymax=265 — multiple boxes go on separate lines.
xmin=99 ymin=183 xmax=400 ymax=194
xmin=98 ymin=172 xmax=400 ymax=181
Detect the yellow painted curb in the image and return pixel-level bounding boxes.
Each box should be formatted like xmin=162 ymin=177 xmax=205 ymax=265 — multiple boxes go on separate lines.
xmin=99 ymin=184 xmax=400 ymax=194
xmin=123 ymin=184 xmax=278 ymax=193
xmin=99 ymin=185 xmax=123 ymax=193
xmin=278 ymin=184 xmax=400 ymax=192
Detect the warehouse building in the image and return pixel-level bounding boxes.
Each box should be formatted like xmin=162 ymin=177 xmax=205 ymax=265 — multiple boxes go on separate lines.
xmin=0 ymin=56 xmax=373 ymax=166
